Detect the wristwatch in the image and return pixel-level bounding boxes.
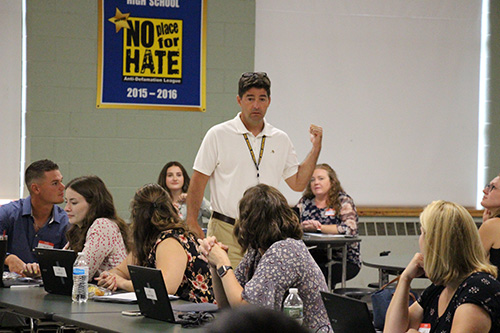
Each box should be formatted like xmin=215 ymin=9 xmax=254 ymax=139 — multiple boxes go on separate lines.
xmin=216 ymin=265 xmax=233 ymax=278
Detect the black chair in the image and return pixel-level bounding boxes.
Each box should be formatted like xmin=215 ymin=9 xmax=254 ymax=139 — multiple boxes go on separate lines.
xmin=333 ymin=286 xmax=376 ymax=300
xmin=333 ymin=250 xmax=392 ymax=300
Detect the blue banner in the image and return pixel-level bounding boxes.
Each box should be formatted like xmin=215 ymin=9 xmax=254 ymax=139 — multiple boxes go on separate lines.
xmin=97 ymin=0 xmax=206 ymax=111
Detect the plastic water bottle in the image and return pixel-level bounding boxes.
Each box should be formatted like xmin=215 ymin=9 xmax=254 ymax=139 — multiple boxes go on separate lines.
xmin=283 ymin=288 xmax=304 ymax=325
xmin=72 ymin=252 xmax=89 ymax=303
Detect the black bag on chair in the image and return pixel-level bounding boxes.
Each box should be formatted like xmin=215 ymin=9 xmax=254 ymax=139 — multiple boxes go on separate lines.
xmin=371 ymin=276 xmax=417 ymax=330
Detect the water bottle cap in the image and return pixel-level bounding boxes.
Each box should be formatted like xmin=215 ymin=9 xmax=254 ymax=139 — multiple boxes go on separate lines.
xmin=289 ymin=288 xmax=298 ymax=294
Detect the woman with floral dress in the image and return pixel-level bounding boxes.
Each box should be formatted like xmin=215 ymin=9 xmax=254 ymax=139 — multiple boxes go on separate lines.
xmin=97 ymin=183 xmax=214 ymax=303
xmin=198 ymin=184 xmax=330 ymax=331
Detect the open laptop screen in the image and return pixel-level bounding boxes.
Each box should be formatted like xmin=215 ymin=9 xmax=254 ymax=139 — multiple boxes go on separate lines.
xmin=320 ymin=291 xmax=376 ymax=333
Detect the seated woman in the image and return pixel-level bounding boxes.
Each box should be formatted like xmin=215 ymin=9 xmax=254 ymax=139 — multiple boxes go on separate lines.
xmin=385 ymin=200 xmax=500 ymax=333
xmin=295 ymin=163 xmax=360 ymax=287
xmin=64 ymin=175 xmax=129 ymax=281
xmin=96 ymin=183 xmax=214 ymax=303
xmin=199 ymin=184 xmax=330 ymax=331
xmin=157 ymin=161 xmax=211 ymax=228
xmin=479 ymin=173 xmax=500 ymax=277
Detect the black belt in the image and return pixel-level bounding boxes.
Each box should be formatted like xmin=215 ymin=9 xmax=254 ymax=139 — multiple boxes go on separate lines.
xmin=212 ymin=211 xmax=236 ymax=225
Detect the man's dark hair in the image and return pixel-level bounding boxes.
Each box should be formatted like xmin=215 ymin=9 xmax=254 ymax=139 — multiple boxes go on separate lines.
xmin=238 ymin=72 xmax=271 ymax=98
xmin=25 ymin=159 xmax=59 ymax=189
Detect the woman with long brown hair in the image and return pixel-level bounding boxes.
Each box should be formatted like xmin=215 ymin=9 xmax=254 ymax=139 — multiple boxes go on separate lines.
xmin=97 ymin=183 xmax=214 ymax=303
xmin=157 ymin=161 xmax=211 ymax=227
xmin=64 ymin=175 xmax=129 ymax=281
xmin=198 ymin=184 xmax=330 ymax=331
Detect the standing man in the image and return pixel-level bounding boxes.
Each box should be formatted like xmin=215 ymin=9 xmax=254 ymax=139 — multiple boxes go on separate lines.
xmin=0 ymin=159 xmax=69 ymax=277
xmin=186 ymin=72 xmax=323 ymax=267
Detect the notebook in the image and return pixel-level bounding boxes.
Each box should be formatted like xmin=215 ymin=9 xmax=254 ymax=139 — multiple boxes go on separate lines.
xmin=128 ymin=265 xmax=218 ymax=322
xmin=320 ymin=291 xmax=376 ymax=333
xmin=0 ymin=239 xmax=43 ymax=288
xmin=35 ymin=247 xmax=77 ymax=295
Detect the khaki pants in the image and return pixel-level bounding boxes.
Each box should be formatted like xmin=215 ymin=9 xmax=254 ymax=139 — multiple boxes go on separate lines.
xmin=207 ymin=217 xmax=244 ymax=268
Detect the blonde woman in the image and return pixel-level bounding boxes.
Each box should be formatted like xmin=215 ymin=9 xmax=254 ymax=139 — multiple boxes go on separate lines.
xmin=479 ymin=173 xmax=500 ymax=276
xmin=384 ymin=200 xmax=500 ymax=333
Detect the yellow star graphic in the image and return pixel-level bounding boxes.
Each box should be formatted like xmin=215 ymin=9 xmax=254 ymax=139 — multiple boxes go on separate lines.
xmin=108 ymin=8 xmax=131 ymax=33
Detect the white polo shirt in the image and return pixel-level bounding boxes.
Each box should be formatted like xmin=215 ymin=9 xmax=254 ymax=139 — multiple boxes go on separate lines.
xmin=193 ymin=113 xmax=299 ymax=219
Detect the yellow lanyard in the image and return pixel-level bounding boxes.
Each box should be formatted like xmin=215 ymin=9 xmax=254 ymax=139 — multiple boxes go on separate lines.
xmin=243 ymin=134 xmax=266 ymax=180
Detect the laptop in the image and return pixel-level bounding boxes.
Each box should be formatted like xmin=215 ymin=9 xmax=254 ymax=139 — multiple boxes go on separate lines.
xmin=128 ymin=265 xmax=218 ymax=322
xmin=320 ymin=291 xmax=376 ymax=333
xmin=35 ymin=247 xmax=77 ymax=295
xmin=0 ymin=239 xmax=43 ymax=288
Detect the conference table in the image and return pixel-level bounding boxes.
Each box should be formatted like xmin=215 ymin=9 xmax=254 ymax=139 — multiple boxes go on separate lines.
xmin=302 ymin=233 xmax=361 ymax=290
xmin=362 ymin=254 xmax=415 ymax=287
xmin=0 ymin=287 xmax=204 ymax=332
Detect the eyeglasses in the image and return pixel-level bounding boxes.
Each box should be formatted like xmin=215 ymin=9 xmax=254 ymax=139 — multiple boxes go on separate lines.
xmin=241 ymin=72 xmax=268 ymax=79
xmin=484 ymin=183 xmax=497 ymax=193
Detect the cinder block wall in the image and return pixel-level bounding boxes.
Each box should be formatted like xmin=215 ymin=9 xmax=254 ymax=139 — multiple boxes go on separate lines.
xmin=26 ymin=0 xmax=256 ymax=218
xmin=25 ymin=1 xmax=499 ymax=289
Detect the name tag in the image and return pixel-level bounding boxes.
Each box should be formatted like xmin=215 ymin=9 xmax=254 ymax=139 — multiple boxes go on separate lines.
xmin=325 ymin=208 xmax=336 ymax=216
xmin=38 ymin=241 xmax=54 ymax=249
xmin=418 ymin=323 xmax=431 ymax=333
xmin=53 ymin=266 xmax=67 ymax=278
xmin=144 ymin=287 xmax=158 ymax=301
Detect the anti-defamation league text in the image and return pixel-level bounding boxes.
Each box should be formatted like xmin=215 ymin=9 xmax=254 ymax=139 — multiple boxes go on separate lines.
xmin=123 ymin=76 xmax=182 ymax=84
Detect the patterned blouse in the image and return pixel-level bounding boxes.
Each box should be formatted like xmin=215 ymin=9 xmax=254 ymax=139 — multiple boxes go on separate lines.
xmin=418 ymin=272 xmax=500 ymax=333
xmin=235 ymin=238 xmax=331 ymax=331
xmin=297 ymin=193 xmax=361 ymax=267
xmin=147 ymin=229 xmax=214 ymax=303
xmin=79 ymin=218 xmax=127 ymax=281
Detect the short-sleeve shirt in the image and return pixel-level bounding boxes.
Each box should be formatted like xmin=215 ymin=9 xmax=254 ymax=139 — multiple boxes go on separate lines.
xmin=298 ymin=193 xmax=360 ymax=266
xmin=147 ymin=229 xmax=214 ymax=303
xmin=234 ymin=238 xmax=331 ymax=331
xmin=80 ymin=218 xmax=127 ymax=281
xmin=0 ymin=197 xmax=69 ymax=263
xmin=418 ymin=272 xmax=500 ymax=333
xmin=193 ymin=113 xmax=299 ymax=219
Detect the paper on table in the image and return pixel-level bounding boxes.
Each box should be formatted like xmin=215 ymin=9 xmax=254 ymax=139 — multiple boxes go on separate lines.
xmin=93 ymin=291 xmax=179 ymax=303
xmin=93 ymin=292 xmax=137 ymax=303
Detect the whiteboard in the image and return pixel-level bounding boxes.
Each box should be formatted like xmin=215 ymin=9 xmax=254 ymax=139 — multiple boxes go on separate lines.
xmin=256 ymin=0 xmax=482 ymax=208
